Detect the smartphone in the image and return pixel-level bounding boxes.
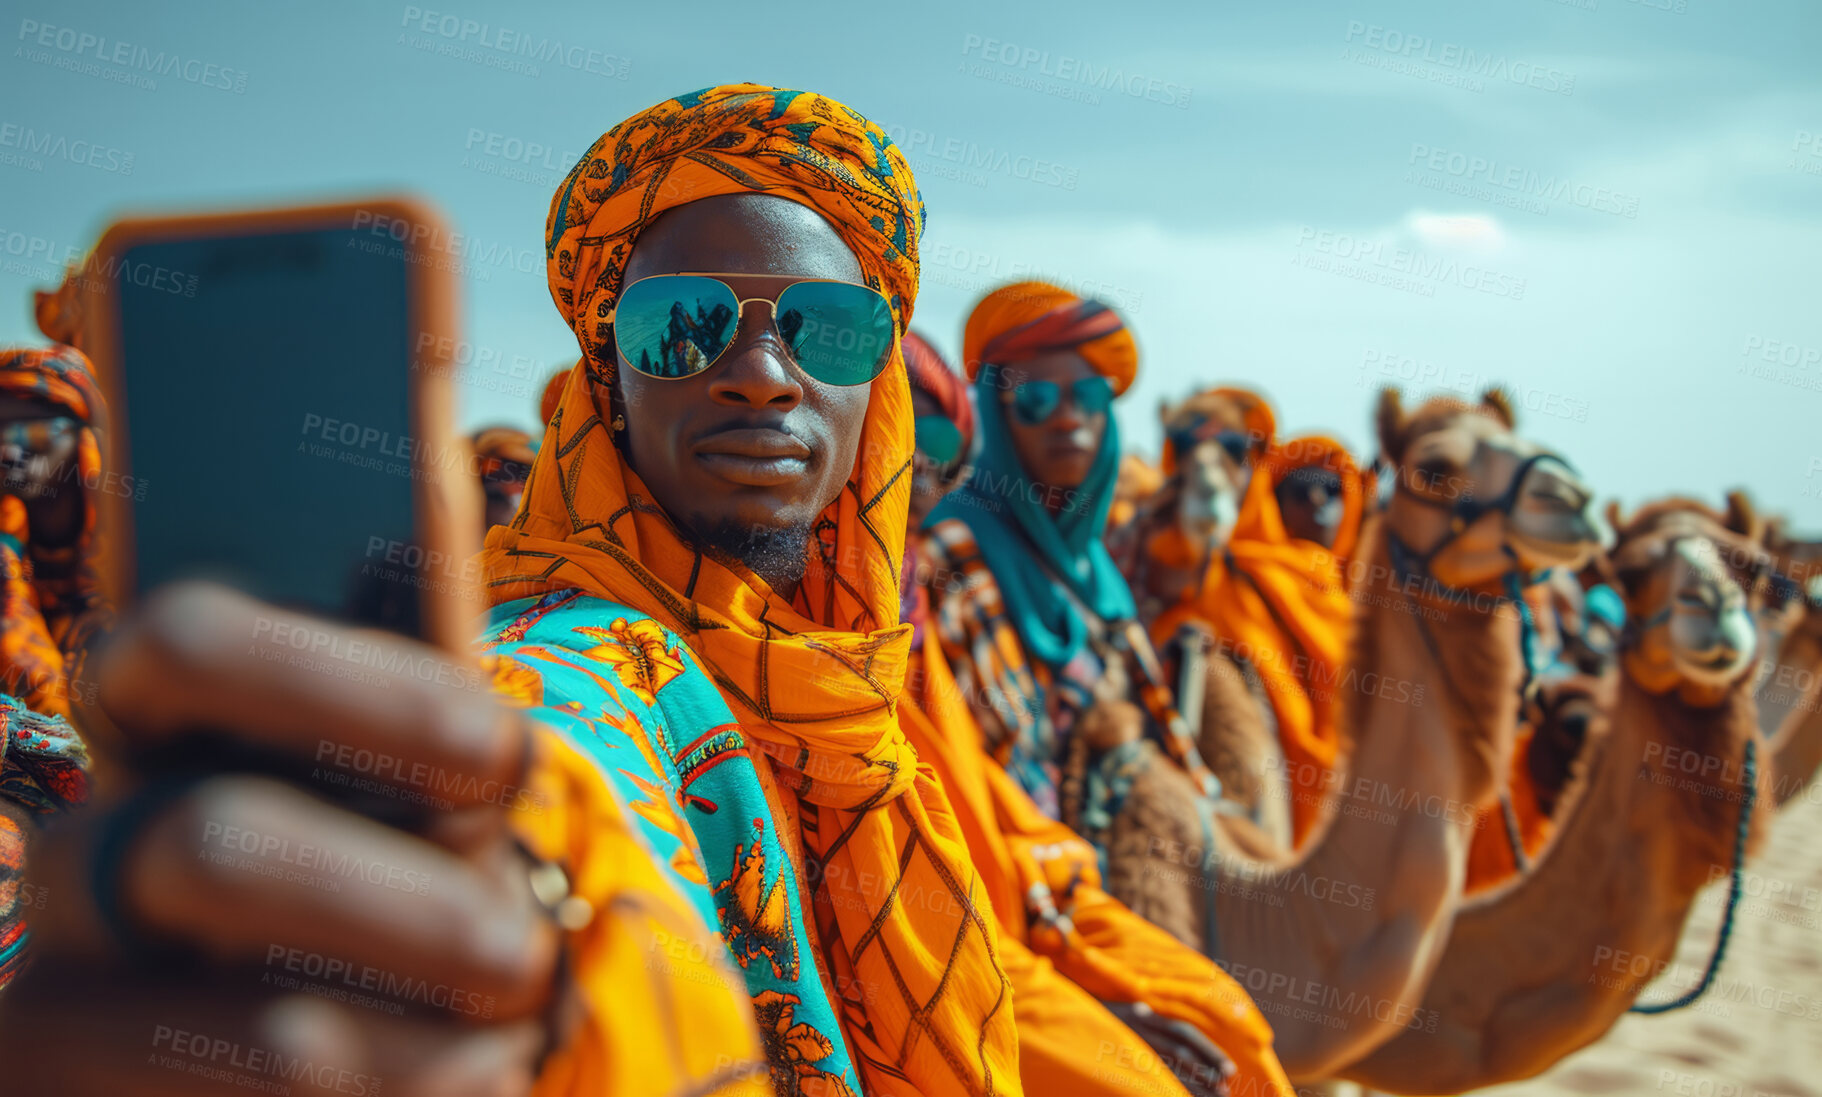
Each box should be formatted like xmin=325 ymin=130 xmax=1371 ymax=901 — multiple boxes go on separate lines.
xmin=74 ymin=197 xmax=479 ymax=649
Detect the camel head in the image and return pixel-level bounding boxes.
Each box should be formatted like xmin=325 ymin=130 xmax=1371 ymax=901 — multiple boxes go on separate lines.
xmin=1376 ymin=387 xmax=1608 ymax=591
xmin=1608 ymin=499 xmax=1768 ymax=702
xmin=1759 ymin=511 xmax=1822 ymax=645
xmin=1608 ymin=497 xmax=1771 ymax=867
xmin=1156 ymin=387 xmax=1274 ymax=552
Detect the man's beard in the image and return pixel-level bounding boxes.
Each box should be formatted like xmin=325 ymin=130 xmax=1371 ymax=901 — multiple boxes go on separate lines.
xmin=689 ymin=517 xmax=813 ymax=592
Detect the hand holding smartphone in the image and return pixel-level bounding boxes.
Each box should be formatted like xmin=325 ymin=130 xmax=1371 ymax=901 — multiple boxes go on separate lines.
xmin=0 ymin=199 xmax=560 ymax=1096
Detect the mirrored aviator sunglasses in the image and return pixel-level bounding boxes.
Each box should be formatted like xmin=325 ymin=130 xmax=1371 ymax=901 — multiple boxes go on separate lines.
xmin=609 ymin=273 xmax=898 ymax=386
xmin=1007 ymin=374 xmax=1114 ymax=426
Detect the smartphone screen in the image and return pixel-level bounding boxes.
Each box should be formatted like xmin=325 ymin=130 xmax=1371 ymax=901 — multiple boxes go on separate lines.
xmin=114 ymin=227 xmax=423 ymax=634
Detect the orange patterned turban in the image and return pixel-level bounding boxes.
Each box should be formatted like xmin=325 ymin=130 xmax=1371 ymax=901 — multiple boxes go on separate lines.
xmin=545 ymin=84 xmax=923 ymax=380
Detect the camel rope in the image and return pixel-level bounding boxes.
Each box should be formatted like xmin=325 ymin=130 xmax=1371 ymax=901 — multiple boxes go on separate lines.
xmin=1628 ymin=735 xmax=1756 ymax=1015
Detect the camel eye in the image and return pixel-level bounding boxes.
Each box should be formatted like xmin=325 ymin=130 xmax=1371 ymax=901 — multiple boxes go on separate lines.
xmin=1414 ymin=458 xmax=1454 ymax=488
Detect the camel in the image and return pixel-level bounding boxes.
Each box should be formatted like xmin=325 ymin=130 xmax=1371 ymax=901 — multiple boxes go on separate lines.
xmin=1756 ymin=520 xmax=1822 ymax=807
xmin=1069 ymin=389 xmax=1607 ymax=1080
xmin=1106 ymin=390 xmax=1290 ymax=839
xmin=1340 ymin=499 xmax=1772 ymax=1093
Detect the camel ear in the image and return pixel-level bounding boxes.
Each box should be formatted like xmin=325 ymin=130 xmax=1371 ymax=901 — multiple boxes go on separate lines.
xmin=1765 ymin=514 xmax=1789 ymax=553
xmin=1481 ymin=387 xmax=1517 ymax=429
xmin=1605 ymin=500 xmax=1627 ymax=537
xmin=1158 ymin=397 xmax=1174 ymax=425
xmin=1375 ymin=387 xmax=1406 ymax=464
xmin=1723 ymin=489 xmax=1763 ymax=543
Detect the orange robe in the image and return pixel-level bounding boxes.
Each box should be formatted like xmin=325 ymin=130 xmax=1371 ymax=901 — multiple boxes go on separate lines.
xmin=903 ymin=625 xmax=1294 ymax=1097
xmin=1149 ymin=437 xmax=1364 ymax=847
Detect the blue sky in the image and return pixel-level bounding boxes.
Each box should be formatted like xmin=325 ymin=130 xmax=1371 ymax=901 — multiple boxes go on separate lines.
xmin=3 ymin=0 xmax=1819 ymax=521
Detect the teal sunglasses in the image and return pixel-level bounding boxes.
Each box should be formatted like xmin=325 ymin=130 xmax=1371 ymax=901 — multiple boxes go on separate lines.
xmin=607 ymin=272 xmax=898 ymax=386
xmin=914 ymin=414 xmax=964 ymax=466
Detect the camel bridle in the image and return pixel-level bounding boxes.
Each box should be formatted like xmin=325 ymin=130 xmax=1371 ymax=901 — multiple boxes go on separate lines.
xmin=1386 ymin=449 xmax=1569 ymax=587
xmin=1380 ymin=448 xmax=1573 ymax=876
xmin=1604 ymin=527 xmax=1761 ymax=1015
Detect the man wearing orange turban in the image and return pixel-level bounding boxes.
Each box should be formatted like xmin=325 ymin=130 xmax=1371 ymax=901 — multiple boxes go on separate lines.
xmin=480 ymin=85 xmax=1018 ymax=1097
xmin=1148 ymin=391 xmax=1367 ymax=848
xmin=902 ymin=338 xmax=1293 ymax=1097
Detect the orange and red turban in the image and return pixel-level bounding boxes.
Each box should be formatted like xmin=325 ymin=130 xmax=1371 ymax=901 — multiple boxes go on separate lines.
xmin=961 ymin=281 xmax=1136 ymax=395
xmin=903 ymin=330 xmax=974 ymax=448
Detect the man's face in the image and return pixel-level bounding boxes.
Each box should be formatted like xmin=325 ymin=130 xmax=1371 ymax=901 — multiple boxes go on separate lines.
xmin=613 ymin=195 xmax=873 ymax=590
xmin=1277 ymin=475 xmax=1343 ymax=548
xmin=0 ymin=393 xmax=82 ymax=549
xmin=1003 ymin=349 xmax=1107 ymax=497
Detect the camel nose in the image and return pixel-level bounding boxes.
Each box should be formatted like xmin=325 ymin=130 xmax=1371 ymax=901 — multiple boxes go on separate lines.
xmin=1509 ymin=459 xmax=1607 ymax=570
xmin=1668 ymin=556 xmax=1758 ymax=681
xmin=1528 ymin=461 xmax=1607 ymax=543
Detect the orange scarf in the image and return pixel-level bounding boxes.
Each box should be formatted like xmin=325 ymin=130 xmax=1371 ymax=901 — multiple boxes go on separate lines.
xmin=903 ymin=599 xmax=1293 ymax=1097
xmin=483 ymin=84 xmax=1018 ymax=1097
xmin=1150 ymin=428 xmax=1364 ymax=847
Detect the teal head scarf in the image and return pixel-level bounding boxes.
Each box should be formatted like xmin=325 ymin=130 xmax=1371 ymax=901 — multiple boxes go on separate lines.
xmin=928 ymin=297 xmax=1137 ymax=674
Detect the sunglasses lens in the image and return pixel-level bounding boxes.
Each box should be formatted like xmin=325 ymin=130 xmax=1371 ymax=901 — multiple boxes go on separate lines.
xmin=775 ymin=281 xmax=896 ymax=386
xmin=1011 ymin=381 xmax=1061 ymax=425
xmin=1215 ymin=430 xmax=1250 ymax=463
xmin=1075 ymin=375 xmax=1115 ymax=417
xmin=915 ymin=415 xmax=963 ymax=465
xmin=614 ymin=275 xmax=739 ymax=379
